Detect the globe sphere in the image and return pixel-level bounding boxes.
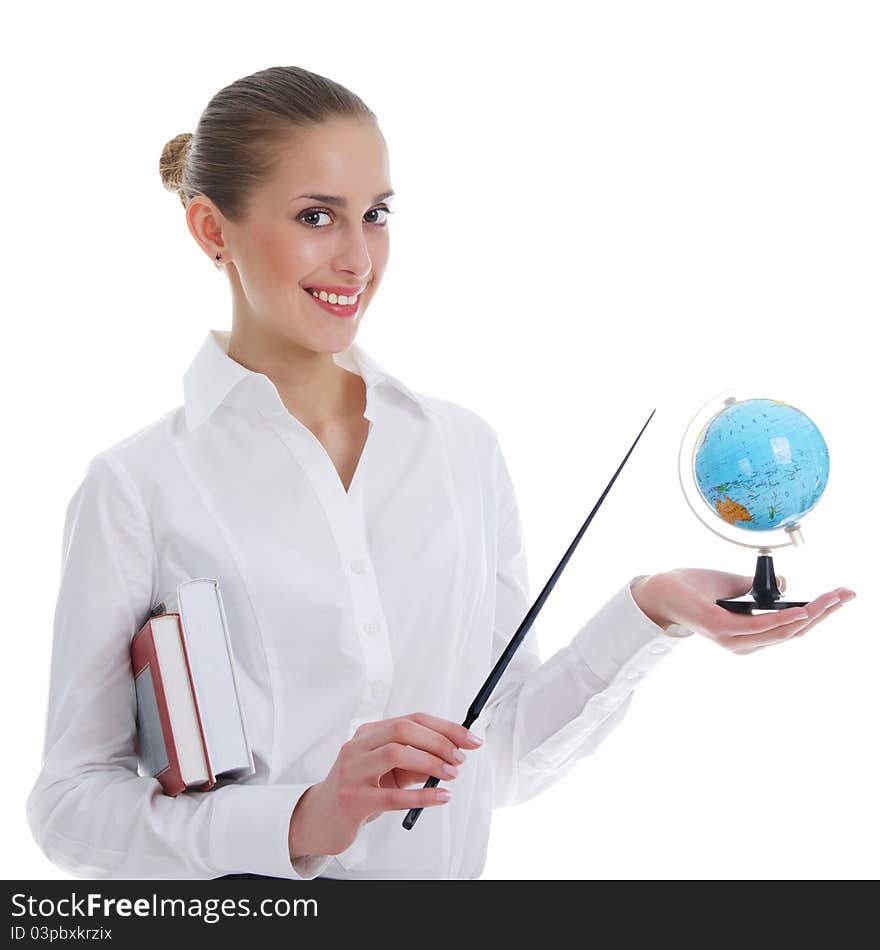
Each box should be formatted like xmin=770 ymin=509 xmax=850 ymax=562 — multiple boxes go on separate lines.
xmin=693 ymin=397 xmax=829 ymax=533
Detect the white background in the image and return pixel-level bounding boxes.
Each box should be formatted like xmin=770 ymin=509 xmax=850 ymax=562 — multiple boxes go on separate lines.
xmin=4 ymin=0 xmax=876 ymax=879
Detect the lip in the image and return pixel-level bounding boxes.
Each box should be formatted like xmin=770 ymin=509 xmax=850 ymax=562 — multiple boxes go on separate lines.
xmin=303 ymin=286 xmax=361 ymax=319
xmin=303 ymin=284 xmax=367 ymax=297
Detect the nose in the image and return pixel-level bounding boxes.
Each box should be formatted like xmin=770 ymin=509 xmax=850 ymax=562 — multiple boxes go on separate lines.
xmin=331 ymin=218 xmax=374 ymax=283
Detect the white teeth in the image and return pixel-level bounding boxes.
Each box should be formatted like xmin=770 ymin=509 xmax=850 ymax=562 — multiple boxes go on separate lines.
xmin=310 ymin=289 xmax=357 ymax=306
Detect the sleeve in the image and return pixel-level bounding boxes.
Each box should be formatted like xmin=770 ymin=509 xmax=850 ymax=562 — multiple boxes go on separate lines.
xmin=480 ymin=433 xmax=694 ymax=809
xmin=25 ymin=452 xmax=333 ymax=880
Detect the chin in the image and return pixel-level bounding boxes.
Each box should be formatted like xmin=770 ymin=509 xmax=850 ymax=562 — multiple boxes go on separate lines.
xmin=281 ymin=291 xmax=371 ymax=352
xmin=305 ymin=317 xmax=362 ymax=355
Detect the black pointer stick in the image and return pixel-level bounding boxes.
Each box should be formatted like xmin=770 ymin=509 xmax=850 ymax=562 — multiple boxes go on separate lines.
xmin=402 ymin=409 xmax=657 ymax=831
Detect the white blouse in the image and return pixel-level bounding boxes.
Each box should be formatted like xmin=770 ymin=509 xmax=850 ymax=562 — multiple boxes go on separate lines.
xmin=26 ymin=328 xmax=692 ymax=880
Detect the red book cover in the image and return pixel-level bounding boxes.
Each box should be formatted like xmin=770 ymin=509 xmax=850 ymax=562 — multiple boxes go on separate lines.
xmin=131 ymin=613 xmax=216 ymax=796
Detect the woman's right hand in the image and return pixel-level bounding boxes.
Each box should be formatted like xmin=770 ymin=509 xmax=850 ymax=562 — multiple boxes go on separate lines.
xmin=288 ymin=712 xmax=483 ymax=860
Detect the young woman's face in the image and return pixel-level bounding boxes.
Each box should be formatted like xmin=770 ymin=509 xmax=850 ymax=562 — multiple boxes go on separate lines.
xmin=207 ymin=116 xmax=394 ymax=353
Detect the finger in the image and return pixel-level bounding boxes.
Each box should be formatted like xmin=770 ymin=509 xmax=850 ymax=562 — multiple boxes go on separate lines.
xmin=391 ymin=770 xmax=433 ymax=788
xmin=727 ymin=589 xmax=850 ymax=637
xmin=354 ymin=714 xmax=475 ymax=765
xmin=792 ymin=590 xmax=857 ymax=639
xmin=360 ymin=742 xmax=460 ymax=786
xmin=713 ymin=602 xmax=810 ymax=637
xmin=377 ymin=768 xmax=434 ymax=790
xmin=366 ymin=784 xmax=453 ymax=813
xmin=746 ymin=594 xmax=854 ymax=652
xmin=358 ymin=717 xmax=471 ymax=768
xmin=732 ymin=590 xmax=854 ymax=652
xmin=370 ymin=712 xmax=480 ymax=751
xmin=409 ymin=711 xmax=482 ymax=748
xmin=724 ymin=617 xmax=807 ymax=654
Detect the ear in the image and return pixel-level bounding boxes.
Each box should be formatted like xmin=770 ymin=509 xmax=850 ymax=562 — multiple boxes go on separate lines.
xmin=187 ymin=195 xmax=227 ymax=263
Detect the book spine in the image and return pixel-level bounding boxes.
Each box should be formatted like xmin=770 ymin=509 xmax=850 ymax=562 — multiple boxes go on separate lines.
xmin=131 ymin=621 xmax=186 ymax=797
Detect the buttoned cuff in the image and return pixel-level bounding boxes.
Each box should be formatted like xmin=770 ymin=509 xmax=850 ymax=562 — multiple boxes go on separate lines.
xmin=571 ymin=575 xmax=692 ymax=688
xmin=210 ymin=783 xmax=333 ymax=879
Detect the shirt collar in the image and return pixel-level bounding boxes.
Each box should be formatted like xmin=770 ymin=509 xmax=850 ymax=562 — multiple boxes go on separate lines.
xmin=183 ymin=329 xmax=432 ymax=431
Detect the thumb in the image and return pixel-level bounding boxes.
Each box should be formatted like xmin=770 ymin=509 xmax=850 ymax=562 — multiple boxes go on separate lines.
xmin=737 ymin=572 xmax=786 ymax=594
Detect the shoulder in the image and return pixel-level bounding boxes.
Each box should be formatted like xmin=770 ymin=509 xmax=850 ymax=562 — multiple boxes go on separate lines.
xmin=415 ymin=392 xmax=517 ymax=516
xmin=417 ymin=392 xmax=499 ymax=450
xmin=412 ymin=391 xmax=503 ymax=476
xmin=81 ymin=405 xmax=185 ymax=493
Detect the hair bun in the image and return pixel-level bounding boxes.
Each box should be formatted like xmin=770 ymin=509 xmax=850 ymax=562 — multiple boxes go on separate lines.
xmin=159 ymin=133 xmax=193 ymax=206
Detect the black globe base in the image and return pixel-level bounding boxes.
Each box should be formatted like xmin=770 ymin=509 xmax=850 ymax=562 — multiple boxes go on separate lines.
xmin=717 ymin=553 xmax=809 ymax=614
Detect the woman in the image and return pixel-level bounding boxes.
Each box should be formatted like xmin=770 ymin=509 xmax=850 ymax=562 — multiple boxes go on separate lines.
xmin=25 ymin=65 xmax=855 ymax=881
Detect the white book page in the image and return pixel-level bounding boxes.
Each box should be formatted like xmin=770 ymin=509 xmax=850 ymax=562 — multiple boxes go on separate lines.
xmin=177 ymin=580 xmax=251 ymax=777
xmin=134 ymin=665 xmax=168 ymax=778
xmin=152 ymin=616 xmax=209 ymax=786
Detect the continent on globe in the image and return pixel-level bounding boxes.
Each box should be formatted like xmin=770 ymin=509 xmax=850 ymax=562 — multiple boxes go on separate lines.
xmin=715 ymin=495 xmax=753 ymax=526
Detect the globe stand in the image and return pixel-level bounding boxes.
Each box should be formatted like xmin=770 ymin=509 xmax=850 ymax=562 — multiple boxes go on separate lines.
xmin=717 ymin=552 xmax=809 ymax=614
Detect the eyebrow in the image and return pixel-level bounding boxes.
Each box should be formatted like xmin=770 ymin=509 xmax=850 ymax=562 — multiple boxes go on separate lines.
xmin=293 ymin=190 xmax=395 ymax=207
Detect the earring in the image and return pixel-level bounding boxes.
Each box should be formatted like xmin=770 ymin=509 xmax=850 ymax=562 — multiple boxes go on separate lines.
xmin=215 ymin=253 xmax=222 ymax=261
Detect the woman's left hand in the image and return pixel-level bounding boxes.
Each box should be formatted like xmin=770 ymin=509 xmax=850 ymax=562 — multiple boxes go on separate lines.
xmin=631 ymin=568 xmax=857 ymax=655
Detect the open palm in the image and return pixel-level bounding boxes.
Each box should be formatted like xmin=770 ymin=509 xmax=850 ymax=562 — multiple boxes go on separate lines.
xmin=634 ymin=568 xmax=856 ymax=655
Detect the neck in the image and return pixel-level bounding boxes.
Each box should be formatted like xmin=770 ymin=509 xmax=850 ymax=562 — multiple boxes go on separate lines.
xmin=227 ymin=320 xmax=363 ymax=431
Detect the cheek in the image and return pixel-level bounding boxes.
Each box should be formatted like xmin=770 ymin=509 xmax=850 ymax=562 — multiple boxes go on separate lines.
xmin=368 ymin=231 xmax=391 ymax=279
xmin=249 ymin=222 xmax=318 ymax=285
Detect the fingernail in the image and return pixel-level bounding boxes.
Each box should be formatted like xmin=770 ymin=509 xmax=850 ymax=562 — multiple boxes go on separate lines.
xmin=467 ymin=731 xmax=483 ymax=745
xmin=452 ymin=749 xmax=466 ymax=763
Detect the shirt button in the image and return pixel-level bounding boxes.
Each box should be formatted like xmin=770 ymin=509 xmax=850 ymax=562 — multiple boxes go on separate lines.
xmin=649 ymin=644 xmax=667 ymax=655
xmin=624 ymin=669 xmax=643 ymax=681
xmin=371 ymin=680 xmax=386 ymax=699
xmin=363 ymin=620 xmax=380 ymax=636
xmin=350 ymin=559 xmax=366 ymax=575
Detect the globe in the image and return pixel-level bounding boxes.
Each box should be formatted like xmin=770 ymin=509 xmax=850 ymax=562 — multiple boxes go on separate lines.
xmin=679 ymin=393 xmax=831 ymax=613
xmin=694 ymin=397 xmax=830 ymax=534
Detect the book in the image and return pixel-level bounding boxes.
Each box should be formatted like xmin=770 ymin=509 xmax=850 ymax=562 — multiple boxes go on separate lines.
xmin=130 ymin=578 xmax=255 ymax=796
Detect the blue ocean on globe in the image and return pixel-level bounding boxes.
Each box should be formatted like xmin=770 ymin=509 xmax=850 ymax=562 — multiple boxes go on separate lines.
xmin=693 ymin=398 xmax=829 ymax=532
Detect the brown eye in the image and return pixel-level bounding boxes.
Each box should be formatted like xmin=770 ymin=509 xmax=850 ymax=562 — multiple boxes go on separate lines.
xmin=298 ymin=209 xmax=332 ymax=228
xmin=297 ymin=206 xmax=395 ymax=229
xmin=365 ymin=206 xmax=394 ymax=226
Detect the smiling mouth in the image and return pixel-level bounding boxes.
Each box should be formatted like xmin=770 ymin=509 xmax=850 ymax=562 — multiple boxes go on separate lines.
xmin=304 ymin=287 xmax=364 ymax=302
xmin=303 ymin=286 xmax=362 ymax=317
